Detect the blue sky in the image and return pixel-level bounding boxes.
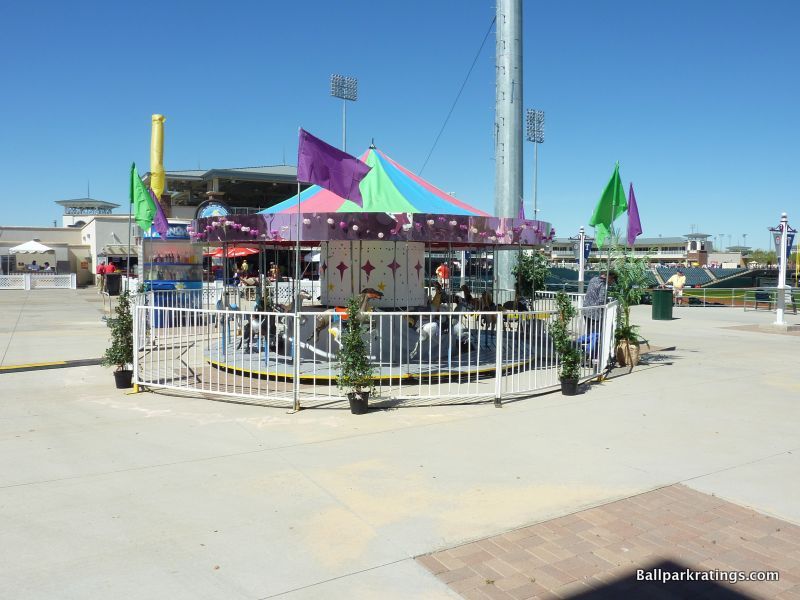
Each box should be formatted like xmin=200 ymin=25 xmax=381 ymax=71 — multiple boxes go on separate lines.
xmin=1 ymin=0 xmax=797 ymax=250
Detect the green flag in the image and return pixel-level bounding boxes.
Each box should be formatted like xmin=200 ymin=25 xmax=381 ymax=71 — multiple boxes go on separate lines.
xmin=130 ymin=163 xmax=155 ymax=232
xmin=589 ymin=163 xmax=628 ymax=248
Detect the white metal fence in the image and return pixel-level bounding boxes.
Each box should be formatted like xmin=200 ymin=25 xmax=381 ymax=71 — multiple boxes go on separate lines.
xmin=133 ymin=291 xmax=618 ymax=408
xmin=0 ymin=273 xmax=76 ymax=290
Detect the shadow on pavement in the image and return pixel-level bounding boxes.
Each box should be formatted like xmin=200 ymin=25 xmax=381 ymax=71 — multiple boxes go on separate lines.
xmin=565 ymin=559 xmax=757 ymax=599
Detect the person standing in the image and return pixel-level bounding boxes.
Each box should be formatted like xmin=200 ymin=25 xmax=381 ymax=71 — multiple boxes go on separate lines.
xmin=665 ymin=269 xmax=686 ymax=306
xmin=583 ymin=271 xmax=617 ymax=333
xmin=435 ymin=262 xmax=450 ymax=287
xmin=95 ymin=261 xmax=107 ymax=292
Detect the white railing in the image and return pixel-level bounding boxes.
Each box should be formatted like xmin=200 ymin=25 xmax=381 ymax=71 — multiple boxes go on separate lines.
xmin=0 ymin=273 xmax=76 ymax=290
xmin=0 ymin=275 xmax=26 ymax=290
xmin=536 ymin=290 xmax=585 ymax=311
xmin=133 ymin=296 xmax=618 ymax=408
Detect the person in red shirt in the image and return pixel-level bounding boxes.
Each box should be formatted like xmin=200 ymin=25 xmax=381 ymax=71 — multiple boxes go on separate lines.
xmin=435 ymin=262 xmax=450 ymax=286
xmin=96 ymin=261 xmax=107 ymax=292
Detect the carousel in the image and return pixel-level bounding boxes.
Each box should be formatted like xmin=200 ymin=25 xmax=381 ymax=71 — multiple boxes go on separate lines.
xmin=189 ymin=146 xmax=556 ymax=382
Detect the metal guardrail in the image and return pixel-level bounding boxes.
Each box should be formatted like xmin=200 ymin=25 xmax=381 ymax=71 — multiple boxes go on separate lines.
xmin=679 ymin=287 xmax=799 ymax=310
xmin=132 ymin=294 xmax=617 ymax=407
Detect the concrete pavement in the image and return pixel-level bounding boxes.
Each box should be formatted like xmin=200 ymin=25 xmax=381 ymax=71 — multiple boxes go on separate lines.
xmin=0 ymin=291 xmax=798 ymax=598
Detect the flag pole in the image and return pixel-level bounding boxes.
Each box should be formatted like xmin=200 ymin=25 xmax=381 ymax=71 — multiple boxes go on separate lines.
xmin=292 ymin=174 xmax=302 ymax=413
xmin=604 ymin=165 xmax=616 ymax=300
xmin=127 ymin=196 xmax=132 ymax=291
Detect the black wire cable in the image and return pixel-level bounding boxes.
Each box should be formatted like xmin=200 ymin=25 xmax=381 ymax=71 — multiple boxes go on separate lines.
xmin=419 ymin=16 xmax=496 ymax=175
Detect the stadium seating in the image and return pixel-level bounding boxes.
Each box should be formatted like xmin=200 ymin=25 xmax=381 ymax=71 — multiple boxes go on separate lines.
xmin=656 ymin=267 xmax=712 ymax=287
xmin=709 ymin=268 xmax=746 ymax=279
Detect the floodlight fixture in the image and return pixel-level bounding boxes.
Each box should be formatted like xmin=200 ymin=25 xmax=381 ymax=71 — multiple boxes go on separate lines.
xmin=526 ymin=109 xmax=544 ymax=144
xmin=330 ymin=74 xmax=358 ymax=101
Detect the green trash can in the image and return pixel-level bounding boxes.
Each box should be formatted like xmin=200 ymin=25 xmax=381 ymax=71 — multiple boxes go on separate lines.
xmin=652 ymin=288 xmax=673 ymax=320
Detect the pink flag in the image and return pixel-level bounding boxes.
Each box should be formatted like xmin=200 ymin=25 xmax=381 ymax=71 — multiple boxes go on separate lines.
xmin=627 ymin=183 xmax=642 ymax=247
xmin=297 ymin=129 xmax=371 ymax=207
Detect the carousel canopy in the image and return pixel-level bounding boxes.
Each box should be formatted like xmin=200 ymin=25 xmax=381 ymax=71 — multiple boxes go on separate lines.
xmin=260 ymin=147 xmax=490 ymax=216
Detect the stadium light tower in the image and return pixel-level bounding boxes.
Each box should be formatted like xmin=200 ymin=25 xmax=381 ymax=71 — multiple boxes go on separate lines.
xmin=526 ymin=108 xmax=545 ymax=219
xmin=330 ymin=74 xmax=358 ymax=152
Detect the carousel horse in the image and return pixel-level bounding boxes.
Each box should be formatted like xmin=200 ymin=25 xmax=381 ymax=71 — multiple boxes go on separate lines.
xmin=306 ymin=288 xmax=384 ymax=344
xmin=237 ymin=290 xmax=311 ymax=352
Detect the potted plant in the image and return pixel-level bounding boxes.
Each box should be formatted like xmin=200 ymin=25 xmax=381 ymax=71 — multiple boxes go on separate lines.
xmin=548 ymin=291 xmax=583 ymax=395
xmin=337 ymin=295 xmax=376 ymax=414
xmin=102 ymin=290 xmax=134 ymax=388
xmin=610 ymin=248 xmax=651 ymax=369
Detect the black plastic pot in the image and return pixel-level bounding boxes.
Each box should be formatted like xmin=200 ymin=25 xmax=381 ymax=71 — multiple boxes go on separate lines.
xmin=560 ymin=377 xmax=579 ymax=396
xmin=347 ymin=391 xmax=370 ymax=414
xmin=114 ymin=369 xmax=133 ymax=389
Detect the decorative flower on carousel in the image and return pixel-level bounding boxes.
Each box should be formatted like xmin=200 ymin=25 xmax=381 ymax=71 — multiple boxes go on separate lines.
xmin=449 ymin=220 xmax=457 ymax=227
xmin=327 ymin=218 xmax=335 ymax=225
xmin=250 ymin=229 xmax=259 ymax=238
xmin=470 ymin=227 xmax=478 ymax=234
xmin=427 ymin=219 xmax=435 ymax=226
xmin=378 ymin=232 xmax=384 ymax=239
xmin=303 ymin=218 xmax=311 ymax=226
xmin=352 ymin=224 xmax=359 ymax=232
xmin=241 ymin=226 xmax=250 ymax=233
xmin=339 ymin=221 xmax=347 ymax=229
xmin=402 ymin=222 xmax=413 ymax=232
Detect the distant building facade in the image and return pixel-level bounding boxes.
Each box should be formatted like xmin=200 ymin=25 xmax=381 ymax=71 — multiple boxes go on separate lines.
xmin=548 ymin=234 xmax=749 ymax=267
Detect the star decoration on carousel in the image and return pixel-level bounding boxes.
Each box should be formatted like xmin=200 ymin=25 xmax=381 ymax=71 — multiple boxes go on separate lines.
xmin=361 ymin=260 xmax=375 ymax=281
xmin=387 ymin=259 xmax=401 ymax=275
xmin=335 ymin=261 xmax=349 ymax=281
xmin=320 ymin=261 xmax=328 ymax=275
xmin=377 ymin=281 xmax=386 ymax=292
xmin=328 ymin=283 xmax=336 ymax=291
xmin=414 ymin=260 xmax=423 ymax=279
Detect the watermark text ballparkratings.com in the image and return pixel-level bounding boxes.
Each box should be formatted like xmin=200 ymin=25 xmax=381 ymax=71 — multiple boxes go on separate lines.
xmin=638 ymin=568 xmax=779 ymax=585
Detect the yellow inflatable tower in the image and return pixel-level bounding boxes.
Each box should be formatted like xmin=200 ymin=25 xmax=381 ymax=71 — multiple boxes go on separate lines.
xmin=150 ymin=114 xmax=166 ymax=199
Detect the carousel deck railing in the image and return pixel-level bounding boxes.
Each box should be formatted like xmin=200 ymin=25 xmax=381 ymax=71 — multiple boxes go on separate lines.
xmin=133 ymin=293 xmax=617 ymax=407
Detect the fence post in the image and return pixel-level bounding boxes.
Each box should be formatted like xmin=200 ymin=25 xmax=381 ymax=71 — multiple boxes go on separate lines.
xmin=494 ymin=312 xmax=503 ymax=407
xmin=70 ymin=273 xmax=77 ymax=289
xmin=132 ymin=303 xmax=140 ymax=392
xmin=24 ymin=274 xmax=31 ymax=290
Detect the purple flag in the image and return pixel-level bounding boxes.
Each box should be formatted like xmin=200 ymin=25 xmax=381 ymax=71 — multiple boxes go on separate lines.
xmin=149 ymin=188 xmax=170 ymax=239
xmin=297 ymin=128 xmax=371 ymax=207
xmin=627 ymin=183 xmax=642 ymax=247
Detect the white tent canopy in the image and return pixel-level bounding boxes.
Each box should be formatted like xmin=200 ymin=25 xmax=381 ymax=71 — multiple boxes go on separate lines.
xmin=9 ymin=240 xmax=55 ymax=254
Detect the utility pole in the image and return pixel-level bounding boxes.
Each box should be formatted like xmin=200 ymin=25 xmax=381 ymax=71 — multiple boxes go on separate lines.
xmin=494 ymin=0 xmax=524 ymax=293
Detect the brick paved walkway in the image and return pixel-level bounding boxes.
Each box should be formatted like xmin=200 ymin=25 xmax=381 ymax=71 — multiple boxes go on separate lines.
xmin=417 ymin=485 xmax=800 ymax=599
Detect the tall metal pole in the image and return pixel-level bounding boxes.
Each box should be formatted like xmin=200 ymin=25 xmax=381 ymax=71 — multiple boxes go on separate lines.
xmin=533 ymin=142 xmax=539 ymax=219
xmin=494 ymin=0 xmax=523 ymax=293
xmin=775 ymin=213 xmax=788 ymax=326
xmin=342 ymin=100 xmax=347 ymax=152
xmin=578 ymin=226 xmax=586 ymax=294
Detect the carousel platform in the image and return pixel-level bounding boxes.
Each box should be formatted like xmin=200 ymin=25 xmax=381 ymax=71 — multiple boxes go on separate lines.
xmin=206 ymin=328 xmax=556 ymax=383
